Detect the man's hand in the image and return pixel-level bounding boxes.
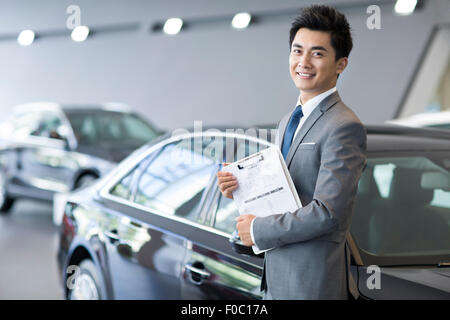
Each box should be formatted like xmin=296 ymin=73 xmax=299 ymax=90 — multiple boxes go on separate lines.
xmin=217 ymin=163 xmax=238 ymax=199
xmin=236 ymin=214 xmax=256 ymax=246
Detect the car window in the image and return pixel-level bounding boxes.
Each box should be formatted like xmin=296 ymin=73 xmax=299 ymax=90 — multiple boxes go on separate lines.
xmin=213 ymin=195 xmax=239 ymax=235
xmin=351 ymin=154 xmax=450 ymax=260
xmin=133 ymin=138 xmax=218 ymax=223
xmin=110 ymin=172 xmax=134 ymax=200
xmin=66 ymin=111 xmax=159 ymax=146
xmin=110 ymin=155 xmax=153 ymax=200
xmin=428 ymin=124 xmax=450 ymax=130
xmin=30 ymin=112 xmax=65 ymax=139
xmin=373 ymin=163 xmax=395 ymax=198
xmin=122 ymin=114 xmax=159 ymax=142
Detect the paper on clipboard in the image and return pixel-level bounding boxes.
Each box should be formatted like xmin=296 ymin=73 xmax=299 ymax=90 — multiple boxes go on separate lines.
xmin=222 ymin=146 xmax=302 ymax=254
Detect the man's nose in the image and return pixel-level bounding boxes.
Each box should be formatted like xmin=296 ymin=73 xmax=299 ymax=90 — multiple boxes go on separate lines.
xmin=298 ymin=53 xmax=311 ymax=68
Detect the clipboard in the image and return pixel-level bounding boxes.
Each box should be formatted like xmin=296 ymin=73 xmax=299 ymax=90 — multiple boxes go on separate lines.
xmin=222 ymin=146 xmax=302 ymax=254
xmin=223 ymin=146 xmax=302 ymax=216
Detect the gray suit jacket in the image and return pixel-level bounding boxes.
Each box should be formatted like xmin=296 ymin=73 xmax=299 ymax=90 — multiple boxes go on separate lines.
xmin=253 ymin=91 xmax=367 ymax=300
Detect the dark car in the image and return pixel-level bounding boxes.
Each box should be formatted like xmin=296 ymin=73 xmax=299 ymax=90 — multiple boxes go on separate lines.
xmin=0 ymin=102 xmax=163 ymax=215
xmin=57 ymin=125 xmax=450 ymax=300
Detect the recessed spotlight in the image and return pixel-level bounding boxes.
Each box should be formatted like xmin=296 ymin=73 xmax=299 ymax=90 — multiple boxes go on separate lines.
xmin=231 ymin=12 xmax=252 ymax=29
xmin=163 ymin=18 xmax=183 ymax=35
xmin=17 ymin=30 xmax=35 ymax=46
xmin=394 ymin=0 xmax=418 ymax=15
xmin=71 ymin=25 xmax=90 ymax=42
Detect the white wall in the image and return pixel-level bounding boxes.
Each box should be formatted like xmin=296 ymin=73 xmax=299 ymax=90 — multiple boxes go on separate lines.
xmin=0 ymin=0 xmax=449 ymax=130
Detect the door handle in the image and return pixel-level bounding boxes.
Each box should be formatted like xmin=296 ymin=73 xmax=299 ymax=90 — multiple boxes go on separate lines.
xmin=185 ymin=263 xmax=211 ymax=280
xmin=104 ymin=229 xmax=120 ymax=244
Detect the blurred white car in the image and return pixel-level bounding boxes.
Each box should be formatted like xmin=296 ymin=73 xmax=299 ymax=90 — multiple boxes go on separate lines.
xmin=387 ymin=111 xmax=450 ymax=130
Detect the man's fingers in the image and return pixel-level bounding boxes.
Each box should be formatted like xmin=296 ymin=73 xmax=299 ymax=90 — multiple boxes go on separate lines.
xmin=235 ymin=214 xmax=252 ymax=223
xmin=219 ymin=180 xmax=238 ymax=191
xmin=217 ymin=170 xmax=231 ymax=177
xmin=217 ymin=166 xmax=237 ymax=199
xmin=217 ymin=171 xmax=235 ymax=179
xmin=217 ymin=175 xmax=236 ymax=184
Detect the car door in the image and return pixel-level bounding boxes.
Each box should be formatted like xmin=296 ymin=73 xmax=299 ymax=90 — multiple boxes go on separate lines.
xmin=180 ymin=192 xmax=264 ymax=299
xmin=180 ymin=134 xmax=268 ymax=299
xmin=0 ymin=111 xmax=42 ymax=196
xmin=18 ymin=111 xmax=79 ymax=198
xmin=2 ymin=111 xmax=70 ymax=199
xmin=100 ymin=135 xmax=220 ymax=299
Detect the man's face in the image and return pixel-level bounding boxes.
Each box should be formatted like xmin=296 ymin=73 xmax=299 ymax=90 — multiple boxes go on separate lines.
xmin=289 ymin=28 xmax=347 ymax=102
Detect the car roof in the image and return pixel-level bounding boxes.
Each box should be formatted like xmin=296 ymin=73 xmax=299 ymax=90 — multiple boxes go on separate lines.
xmin=387 ymin=111 xmax=450 ymax=127
xmin=162 ymin=124 xmax=450 ymax=152
xmin=61 ymin=103 xmax=133 ymax=114
xmin=13 ymin=102 xmax=133 ymax=115
xmin=366 ymin=124 xmax=450 ymax=152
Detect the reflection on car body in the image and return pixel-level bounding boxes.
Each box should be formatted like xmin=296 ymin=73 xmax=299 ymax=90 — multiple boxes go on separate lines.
xmin=387 ymin=111 xmax=450 ymax=130
xmin=57 ymin=125 xmax=450 ymax=299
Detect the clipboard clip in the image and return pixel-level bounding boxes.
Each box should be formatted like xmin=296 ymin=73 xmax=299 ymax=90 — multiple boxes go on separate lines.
xmin=237 ymin=154 xmax=264 ymax=170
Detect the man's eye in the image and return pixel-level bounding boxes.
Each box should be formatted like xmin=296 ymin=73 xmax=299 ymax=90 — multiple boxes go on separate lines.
xmin=312 ymin=52 xmax=323 ymax=57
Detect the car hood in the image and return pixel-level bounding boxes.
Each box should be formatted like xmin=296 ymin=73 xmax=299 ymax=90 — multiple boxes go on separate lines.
xmin=382 ymin=266 xmax=450 ymax=294
xmin=75 ymin=143 xmax=142 ymax=163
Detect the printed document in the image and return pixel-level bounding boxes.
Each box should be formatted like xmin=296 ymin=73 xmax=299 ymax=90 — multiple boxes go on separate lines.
xmin=223 ymin=146 xmax=302 ymax=254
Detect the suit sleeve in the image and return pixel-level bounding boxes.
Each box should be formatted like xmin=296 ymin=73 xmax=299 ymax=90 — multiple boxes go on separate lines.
xmin=252 ymin=121 xmax=367 ymax=250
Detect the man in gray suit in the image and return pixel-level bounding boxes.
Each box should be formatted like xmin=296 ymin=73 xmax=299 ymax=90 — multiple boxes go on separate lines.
xmin=217 ymin=5 xmax=367 ymax=299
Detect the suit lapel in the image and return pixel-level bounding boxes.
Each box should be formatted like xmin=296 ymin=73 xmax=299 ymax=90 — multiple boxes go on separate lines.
xmin=276 ymin=112 xmax=291 ymax=148
xmin=285 ymin=91 xmax=342 ymax=167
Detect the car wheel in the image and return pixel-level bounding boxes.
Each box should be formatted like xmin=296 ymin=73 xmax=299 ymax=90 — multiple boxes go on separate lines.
xmin=0 ymin=172 xmax=14 ymax=214
xmin=67 ymin=260 xmax=103 ymax=300
xmin=74 ymin=174 xmax=98 ymax=190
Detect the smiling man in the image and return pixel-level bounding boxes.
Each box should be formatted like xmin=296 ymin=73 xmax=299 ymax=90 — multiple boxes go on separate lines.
xmin=289 ymin=28 xmax=347 ymax=103
xmin=217 ymin=5 xmax=367 ymax=299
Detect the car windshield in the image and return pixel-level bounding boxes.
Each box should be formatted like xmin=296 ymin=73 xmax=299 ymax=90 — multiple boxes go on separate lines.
xmin=351 ymin=151 xmax=450 ymax=265
xmin=65 ymin=110 xmax=159 ymax=146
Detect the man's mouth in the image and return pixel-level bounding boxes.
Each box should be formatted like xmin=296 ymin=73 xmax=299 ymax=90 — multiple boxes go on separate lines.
xmin=297 ymin=71 xmax=315 ymax=79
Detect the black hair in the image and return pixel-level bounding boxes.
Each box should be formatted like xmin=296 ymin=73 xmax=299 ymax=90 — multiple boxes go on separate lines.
xmin=289 ymin=5 xmax=353 ymax=60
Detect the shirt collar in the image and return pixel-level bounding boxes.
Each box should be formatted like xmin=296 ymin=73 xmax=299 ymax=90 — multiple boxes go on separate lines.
xmin=295 ymin=87 xmax=337 ymax=118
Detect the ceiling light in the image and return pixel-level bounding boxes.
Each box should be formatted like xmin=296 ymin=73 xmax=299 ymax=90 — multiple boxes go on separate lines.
xmin=394 ymin=0 xmax=418 ymax=15
xmin=17 ymin=30 xmax=35 ymax=46
xmin=71 ymin=25 xmax=90 ymax=42
xmin=163 ymin=18 xmax=183 ymax=35
xmin=231 ymin=12 xmax=252 ymax=29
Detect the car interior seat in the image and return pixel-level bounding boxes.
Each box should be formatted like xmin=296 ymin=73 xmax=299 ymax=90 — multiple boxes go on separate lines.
xmin=368 ymin=167 xmax=450 ymax=255
xmin=351 ymin=164 xmax=382 ymax=251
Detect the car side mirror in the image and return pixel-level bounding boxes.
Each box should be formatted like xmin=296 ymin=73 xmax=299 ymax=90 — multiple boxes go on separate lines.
xmin=229 ymin=230 xmax=264 ymax=259
xmin=49 ymin=129 xmax=72 ymax=150
xmin=62 ymin=137 xmax=72 ymax=150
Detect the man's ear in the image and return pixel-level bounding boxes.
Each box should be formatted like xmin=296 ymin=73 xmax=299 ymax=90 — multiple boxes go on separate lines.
xmin=336 ymin=57 xmax=348 ymax=76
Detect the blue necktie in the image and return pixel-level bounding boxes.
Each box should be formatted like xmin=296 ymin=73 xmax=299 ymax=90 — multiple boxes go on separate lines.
xmin=281 ymin=105 xmax=303 ymax=159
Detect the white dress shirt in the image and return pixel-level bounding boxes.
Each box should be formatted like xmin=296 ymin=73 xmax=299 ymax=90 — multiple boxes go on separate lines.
xmin=249 ymin=87 xmax=337 ymax=251
xmin=293 ymin=87 xmax=336 ymax=141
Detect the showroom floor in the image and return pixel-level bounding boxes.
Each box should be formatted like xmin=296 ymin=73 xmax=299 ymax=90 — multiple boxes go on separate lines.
xmin=0 ymin=200 xmax=62 ymax=299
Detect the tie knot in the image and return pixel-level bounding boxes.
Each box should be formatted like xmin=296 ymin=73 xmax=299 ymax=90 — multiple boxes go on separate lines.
xmin=293 ymin=105 xmax=303 ymax=119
